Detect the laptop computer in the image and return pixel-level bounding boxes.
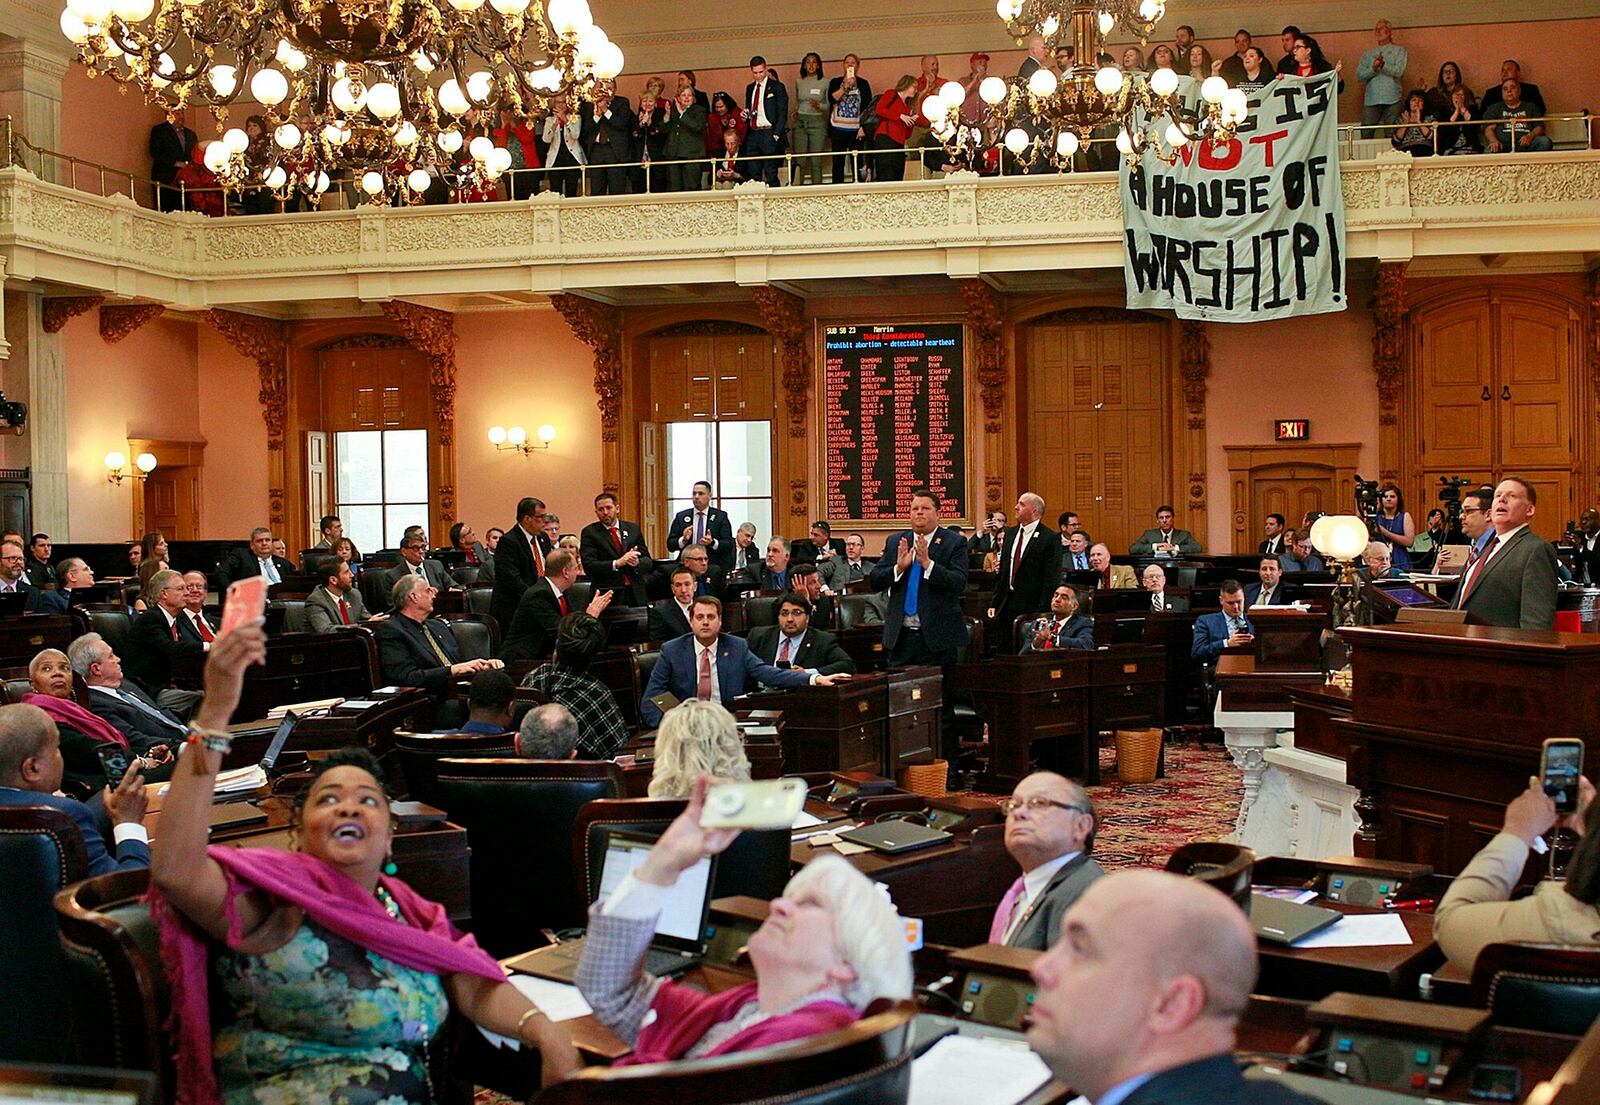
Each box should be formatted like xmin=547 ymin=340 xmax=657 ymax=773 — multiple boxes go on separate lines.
xmin=1248 ymin=893 xmax=1341 ymax=945
xmin=510 ymin=831 xmax=718 ymax=982
xmin=837 ymin=819 xmax=953 ymax=855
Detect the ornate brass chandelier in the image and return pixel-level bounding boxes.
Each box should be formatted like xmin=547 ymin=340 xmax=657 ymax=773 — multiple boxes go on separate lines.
xmin=922 ymin=0 xmax=1245 ymax=171
xmin=58 ymin=0 xmax=624 ymax=204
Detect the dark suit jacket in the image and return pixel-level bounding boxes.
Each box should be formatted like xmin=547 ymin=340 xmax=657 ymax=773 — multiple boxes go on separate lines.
xmin=24 ymin=557 xmax=56 ymax=587
xmin=0 ymin=789 xmax=149 ymax=877
xmin=500 ymin=580 xmax=568 ymax=663
xmin=868 ymin=527 xmax=971 ymax=653
xmin=991 ymin=524 xmax=1063 ymax=624
xmin=1146 ymin=592 xmax=1190 ymax=613
xmin=1123 ymin=1054 xmax=1328 ymax=1105
xmin=489 ymin=524 xmax=551 ymax=636
xmin=1280 ymin=552 xmax=1326 ymax=573
xmin=148 ymin=121 xmax=196 ymax=183
xmin=374 ymin=613 xmax=462 ymax=701
xmin=1019 ymin=613 xmax=1095 ymax=653
xmin=648 ymin=598 xmax=693 ymax=644
xmin=1244 ymin=583 xmax=1295 ymax=606
xmin=220 ymin=549 xmax=297 ymax=587
xmin=585 ymin=95 xmax=638 ymax=161
xmin=1575 ymin=533 xmax=1600 ymax=586
xmin=86 ymin=684 xmax=187 ymax=749
xmin=12 ymin=582 xmax=65 ymax=613
xmin=1192 ymin=610 xmax=1253 ymax=660
xmin=746 ymin=625 xmax=856 ymax=675
xmin=734 ymin=564 xmax=792 ymax=594
xmin=667 ymin=506 xmax=735 ymax=572
xmin=1006 ymin=854 xmax=1106 ymax=950
xmin=789 ymin=538 xmax=848 ymax=566
xmin=744 ymin=77 xmax=789 ymax=138
xmin=579 ymin=520 xmax=654 ymax=606
xmin=1129 ymin=527 xmax=1203 ymax=557
xmin=124 ymin=608 xmax=206 ymax=694
xmin=1258 ymin=535 xmax=1287 ymax=557
xmin=640 ymin=632 xmax=810 ymax=726
xmin=1455 ymin=526 xmax=1559 ymax=630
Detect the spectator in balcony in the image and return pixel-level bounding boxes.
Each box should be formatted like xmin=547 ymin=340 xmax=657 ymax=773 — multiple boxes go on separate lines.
xmin=870 ymin=75 xmax=919 ymax=184
xmin=175 ymin=138 xmax=223 ymax=217
xmin=494 ymin=107 xmax=542 ymax=200
xmin=1018 ymin=32 xmax=1051 ymax=79
xmin=540 ymin=103 xmax=587 ymax=197
xmin=239 ymin=115 xmax=276 ymax=215
xmin=1171 ymin=25 xmax=1196 ymax=65
xmin=149 ymin=112 xmax=199 ymax=213
xmin=1119 ymin=46 xmax=1146 ymax=76
xmin=1185 ymin=44 xmax=1213 ymax=83
xmin=1275 ymin=26 xmax=1302 ymax=76
xmin=1391 ymin=90 xmax=1436 ymax=157
xmin=635 ymin=75 xmax=671 ymax=192
xmin=828 ymin=54 xmax=872 ymax=184
xmin=712 ymin=127 xmax=748 ymax=188
xmin=792 ymin=53 xmax=829 ymax=186
xmin=1480 ymin=61 xmax=1543 ymax=116
xmin=743 ymin=56 xmax=788 ymax=187
xmin=1215 ymin=47 xmax=1274 ymax=95
xmin=1425 ymin=60 xmax=1472 ymax=119
xmin=706 ymin=92 xmax=749 ymax=159
xmin=1483 ymin=80 xmax=1552 ymax=153
xmin=677 ymin=70 xmax=710 ymax=114
xmin=1439 ymin=87 xmax=1482 ymax=155
xmin=1356 ymin=19 xmax=1407 ymax=134
xmin=662 ymin=85 xmax=710 ymax=191
xmin=1288 ymin=35 xmax=1344 ymax=93
xmin=1217 ymin=30 xmax=1254 ymax=86
xmin=959 ymin=52 xmax=990 ymax=125
xmin=584 ymin=96 xmax=634 ymax=198
xmin=1149 ymin=45 xmax=1177 ymax=73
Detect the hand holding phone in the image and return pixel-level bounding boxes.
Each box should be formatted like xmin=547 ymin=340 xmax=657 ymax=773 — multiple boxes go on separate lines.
xmin=1541 ymin=738 xmax=1585 ymax=815
xmin=97 ymin=746 xmax=132 ymax=789
xmin=700 ymin=778 xmax=807 ymax=830
xmin=219 ymin=575 xmax=268 ymax=637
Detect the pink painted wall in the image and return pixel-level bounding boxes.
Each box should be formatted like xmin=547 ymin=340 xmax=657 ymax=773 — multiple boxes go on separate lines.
xmin=1203 ymin=289 xmax=1380 ymax=553
xmin=195 ymin=326 xmax=271 ymax=538
xmin=55 ymin=61 xmax=204 ymax=204
xmin=61 ymin=311 xmax=200 ymax=540
xmin=451 ymin=308 xmax=604 ymax=537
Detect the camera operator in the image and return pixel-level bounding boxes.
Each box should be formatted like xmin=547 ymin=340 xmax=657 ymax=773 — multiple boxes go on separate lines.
xmin=1409 ymin=508 xmax=1447 ymax=572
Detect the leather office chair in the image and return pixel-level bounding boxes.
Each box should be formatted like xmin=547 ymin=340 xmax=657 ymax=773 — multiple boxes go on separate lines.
xmin=1165 ymin=842 xmax=1255 ymax=912
xmin=359 ymin=569 xmax=393 ymax=615
xmin=573 ymin=798 xmax=791 ymax=904
xmin=450 ymin=565 xmax=481 ymax=588
xmin=433 ymin=758 xmax=624 ymax=956
xmin=84 ymin=604 xmax=133 ymax=658
xmin=836 ymin=594 xmax=877 ymax=630
xmin=1470 ymin=942 xmax=1600 ymax=1035
xmin=566 ymin=581 xmax=594 ymax=610
xmin=441 ymin=614 xmax=498 ymax=661
xmin=588 ymin=647 xmax=642 ymax=732
xmin=744 ymin=596 xmax=782 ymax=630
xmin=467 ymin=586 xmax=494 ymax=617
xmin=273 ymin=599 xmax=309 ymax=634
xmin=634 ymin=648 xmax=661 ymax=696
xmin=54 ymin=868 xmax=167 ymax=1082
xmin=0 ymin=806 xmax=89 ymax=1063
xmin=393 ymin=729 xmax=518 ymax=805
xmin=534 ymin=1000 xmax=916 ymax=1105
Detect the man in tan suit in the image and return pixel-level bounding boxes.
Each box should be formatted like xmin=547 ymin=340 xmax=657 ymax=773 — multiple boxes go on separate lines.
xmin=1089 ymin=544 xmax=1137 ymax=589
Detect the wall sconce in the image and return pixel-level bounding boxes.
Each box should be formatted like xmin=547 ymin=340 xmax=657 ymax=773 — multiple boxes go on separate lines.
xmin=488 ymin=424 xmax=556 ymax=455
xmin=106 ymin=450 xmax=157 ymax=485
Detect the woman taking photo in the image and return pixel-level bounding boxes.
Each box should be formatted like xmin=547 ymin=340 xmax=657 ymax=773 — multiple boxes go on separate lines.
xmin=826 ymin=55 xmax=873 ymax=184
xmin=150 ymin=625 xmax=578 ymax=1103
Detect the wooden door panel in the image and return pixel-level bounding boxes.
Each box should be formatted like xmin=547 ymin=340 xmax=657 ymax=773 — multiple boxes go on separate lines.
xmin=684 ymin=336 xmax=715 ymax=419
xmin=1416 ymin=305 xmax=1493 ymax=469
xmin=1498 ymin=302 xmax=1572 ymax=469
xmin=648 ymin=339 xmax=690 ymax=420
xmin=1518 ymin=470 xmax=1571 ymax=542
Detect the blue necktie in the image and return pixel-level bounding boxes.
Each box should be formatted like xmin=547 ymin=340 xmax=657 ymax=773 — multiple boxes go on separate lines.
xmin=263 ymin=558 xmax=280 ymax=584
xmin=905 ymin=557 xmax=923 ymax=617
xmin=694 ymin=512 xmax=705 ymax=544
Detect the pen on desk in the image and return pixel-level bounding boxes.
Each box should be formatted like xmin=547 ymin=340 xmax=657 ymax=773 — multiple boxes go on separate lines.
xmin=1385 ymin=899 xmax=1437 ymax=913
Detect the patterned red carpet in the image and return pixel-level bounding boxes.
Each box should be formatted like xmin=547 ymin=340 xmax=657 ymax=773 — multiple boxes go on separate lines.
xmin=950 ymin=737 xmax=1245 ymax=870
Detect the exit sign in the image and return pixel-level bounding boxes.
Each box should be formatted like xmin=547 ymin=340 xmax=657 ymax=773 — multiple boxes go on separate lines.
xmin=1275 ymin=419 xmax=1310 ymax=441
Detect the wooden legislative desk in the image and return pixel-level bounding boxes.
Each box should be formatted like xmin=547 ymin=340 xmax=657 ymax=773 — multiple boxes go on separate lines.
xmin=741 ymin=668 xmax=941 ymax=777
xmin=214 ymin=685 xmax=434 ymax=770
xmin=1338 ymin=624 xmax=1600 ymax=879
xmin=170 ymin=627 xmax=394 ymax=723
xmin=947 ymin=647 xmax=1164 ymax=791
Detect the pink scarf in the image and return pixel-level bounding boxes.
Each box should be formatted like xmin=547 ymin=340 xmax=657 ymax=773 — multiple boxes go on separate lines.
xmin=22 ymin=690 xmax=128 ymax=749
xmin=622 ymin=980 xmax=859 ymax=1066
xmin=147 ymin=847 xmax=504 ymax=1105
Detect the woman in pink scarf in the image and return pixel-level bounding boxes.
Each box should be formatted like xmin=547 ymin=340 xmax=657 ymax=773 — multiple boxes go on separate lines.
xmin=575 ymin=776 xmax=913 ymax=1064
xmin=21 ymin=648 xmax=173 ymax=796
xmin=149 ymin=625 xmax=580 ymax=1105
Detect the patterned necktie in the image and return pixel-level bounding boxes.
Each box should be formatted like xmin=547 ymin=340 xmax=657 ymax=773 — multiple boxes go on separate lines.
xmin=531 ymin=532 xmax=545 ymax=574
xmin=694 ymin=512 xmax=705 ymax=544
xmin=697 ymin=646 xmax=713 ymax=700
xmin=989 ymin=875 xmax=1027 ymax=943
xmin=263 ymin=558 xmax=280 ymax=585
xmin=421 ymin=622 xmax=451 ymax=666
xmin=777 ymin=636 xmax=793 ymax=663
xmin=1459 ymin=534 xmax=1501 ymax=604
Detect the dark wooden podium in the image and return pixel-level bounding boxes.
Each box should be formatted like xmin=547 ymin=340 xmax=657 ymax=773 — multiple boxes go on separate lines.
xmin=742 ymin=668 xmax=944 ymax=776
xmin=947 ymin=653 xmax=1091 ymax=791
xmin=1338 ymin=624 xmax=1600 ymax=880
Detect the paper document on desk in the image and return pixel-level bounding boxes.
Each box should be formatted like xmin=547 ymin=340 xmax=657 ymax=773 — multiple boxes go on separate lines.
xmin=157 ymin=765 xmax=266 ymax=798
xmin=793 ymin=810 xmax=826 ymax=829
xmin=1290 ymin=912 xmax=1412 ymax=949
xmin=909 ymin=1034 xmax=1053 ymax=1105
xmin=478 ymin=975 xmax=593 ymax=1050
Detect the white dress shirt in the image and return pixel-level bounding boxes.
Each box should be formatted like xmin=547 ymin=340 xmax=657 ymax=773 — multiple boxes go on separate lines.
xmin=751 ymin=78 xmax=771 ymax=127
xmin=695 ymin=639 xmax=720 ymax=702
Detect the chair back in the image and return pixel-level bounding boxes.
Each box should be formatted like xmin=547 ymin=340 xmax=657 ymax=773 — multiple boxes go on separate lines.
xmin=574 ymin=798 xmax=791 ymax=905
xmin=1470 ymin=942 xmax=1600 ymax=1035
xmin=433 ymin=758 xmax=624 ymax=956
xmin=1165 ymin=842 xmax=1254 ymax=911
xmin=359 ymin=569 xmax=393 ymax=614
xmin=467 ymin=586 xmax=494 ymax=616
xmin=83 ymin=605 xmax=133 ymax=658
xmin=635 ymin=649 xmax=661 ymax=697
xmin=441 ymin=614 xmax=498 ymax=661
xmin=837 ymin=594 xmax=880 ymax=630
xmin=450 ymin=565 xmax=481 ymax=588
xmin=567 ymin=580 xmax=594 ymax=610
xmin=273 ymin=599 xmax=309 ymax=634
xmin=588 ymin=647 xmax=643 ymax=732
xmin=54 ymin=868 xmax=168 ymax=1085
xmin=393 ymin=729 xmax=518 ymax=805
xmin=744 ymin=596 xmax=782 ymax=629
xmin=534 ymin=1000 xmax=917 ymax=1105
xmin=0 ymin=805 xmax=89 ymax=1063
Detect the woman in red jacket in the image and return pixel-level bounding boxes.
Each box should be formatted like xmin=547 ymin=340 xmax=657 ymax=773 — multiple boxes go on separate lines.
xmin=870 ymin=75 xmax=919 ymax=182
xmin=704 ymin=92 xmax=749 ymax=157
xmin=492 ymin=108 xmax=542 ymax=199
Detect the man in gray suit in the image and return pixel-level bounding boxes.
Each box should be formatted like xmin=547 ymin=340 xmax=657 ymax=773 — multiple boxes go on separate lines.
xmin=384 ymin=533 xmax=452 ymax=596
xmin=306 ymin=556 xmax=385 ymax=632
xmin=992 ymin=771 xmax=1105 ymax=951
xmin=1453 ymin=476 xmax=1558 ymax=630
xmin=817 ymin=532 xmax=875 ymax=590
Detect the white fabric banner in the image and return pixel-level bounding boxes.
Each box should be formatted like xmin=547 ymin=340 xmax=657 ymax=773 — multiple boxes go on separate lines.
xmin=1121 ymin=71 xmax=1347 ymax=323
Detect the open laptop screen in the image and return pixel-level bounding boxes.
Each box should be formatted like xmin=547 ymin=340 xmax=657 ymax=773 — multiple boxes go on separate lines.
xmin=595 ymin=832 xmax=713 ymax=949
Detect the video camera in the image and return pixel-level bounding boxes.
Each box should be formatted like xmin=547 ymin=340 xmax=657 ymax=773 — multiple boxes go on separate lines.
xmin=1437 ymin=476 xmax=1473 ymax=530
xmin=0 ymin=392 xmax=25 ymax=436
xmin=1353 ymin=476 xmax=1380 ymax=531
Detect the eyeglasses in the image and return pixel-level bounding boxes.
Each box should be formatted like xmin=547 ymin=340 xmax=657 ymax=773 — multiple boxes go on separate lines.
xmin=999 ymin=796 xmax=1090 ymax=817
xmin=0 ymin=555 xmax=24 ymax=564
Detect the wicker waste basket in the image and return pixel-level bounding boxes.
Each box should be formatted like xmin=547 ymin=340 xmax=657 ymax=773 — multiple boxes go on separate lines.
xmin=898 ymin=759 xmax=949 ymax=798
xmin=1114 ymin=729 xmax=1163 ymax=784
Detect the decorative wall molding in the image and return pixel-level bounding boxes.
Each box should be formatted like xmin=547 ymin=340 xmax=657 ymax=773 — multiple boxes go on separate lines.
xmin=1178 ymin=320 xmax=1209 ymax=431
xmin=551 ymin=294 xmax=624 ymax=443
xmin=379 ymin=300 xmax=460 ymax=530
xmin=98 ymin=303 xmax=164 ymax=343
xmin=960 ymin=281 xmax=1006 ymax=436
xmin=1372 ymin=262 xmax=1408 ymax=485
xmin=1588 ymin=268 xmax=1599 ymax=503
xmin=2 ymin=155 xmax=1597 ymax=307
xmin=40 ymin=294 xmax=101 ymax=332
xmin=203 ymin=308 xmax=288 ymax=530
xmin=751 ymin=286 xmax=809 ymax=440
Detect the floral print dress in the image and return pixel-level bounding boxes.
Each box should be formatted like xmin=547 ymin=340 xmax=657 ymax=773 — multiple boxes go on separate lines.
xmin=212 ymin=917 xmax=449 ymax=1105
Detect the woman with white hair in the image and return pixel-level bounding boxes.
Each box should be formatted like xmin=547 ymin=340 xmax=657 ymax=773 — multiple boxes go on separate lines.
xmin=577 ymin=777 xmax=913 ymax=1063
xmin=648 ymin=699 xmax=750 ymax=798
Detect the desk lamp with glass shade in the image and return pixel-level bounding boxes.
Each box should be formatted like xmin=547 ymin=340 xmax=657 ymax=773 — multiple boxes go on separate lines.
xmin=1310 ymin=515 xmax=1371 ymax=631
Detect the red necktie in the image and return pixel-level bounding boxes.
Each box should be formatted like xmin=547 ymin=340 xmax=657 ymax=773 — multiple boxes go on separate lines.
xmin=1459 ymin=534 xmax=1501 ymax=603
xmin=1044 ymin=618 xmax=1058 ymax=649
xmin=559 ymin=592 xmax=569 ymax=616
xmin=531 ymin=532 xmax=545 ymax=574
xmin=168 ymin=618 xmax=178 ymax=642
xmin=192 ymin=612 xmax=215 ymax=642
xmin=338 ymin=597 xmax=350 ymax=626
xmin=1010 ymin=529 xmax=1024 ymax=582
xmin=777 ymin=636 xmax=792 ymax=663
xmin=1101 ymin=569 xmax=1111 ymax=589
xmin=610 ymin=527 xmax=623 ymax=552
xmin=697 ymin=646 xmax=713 ymax=700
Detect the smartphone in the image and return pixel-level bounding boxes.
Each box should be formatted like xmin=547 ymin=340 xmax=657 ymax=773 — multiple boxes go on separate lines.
xmin=219 ymin=575 xmax=268 ymax=637
xmin=97 ymin=746 xmax=133 ymax=788
xmin=1540 ymin=738 xmax=1584 ymax=814
xmin=701 ymin=778 xmax=807 ymax=830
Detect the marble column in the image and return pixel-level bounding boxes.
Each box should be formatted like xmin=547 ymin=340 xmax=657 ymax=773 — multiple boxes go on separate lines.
xmin=0 ymin=36 xmax=70 ymax=182
xmin=1 ymin=286 xmax=69 ymax=534
xmin=1217 ymin=708 xmax=1293 ymax=842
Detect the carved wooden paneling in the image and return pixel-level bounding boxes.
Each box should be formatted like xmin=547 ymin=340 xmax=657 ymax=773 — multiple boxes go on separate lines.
xmin=98 ymin=303 xmax=165 ymax=344
xmin=1372 ymin=263 xmax=1407 ymax=485
xmin=41 ymin=295 xmax=103 ymax=333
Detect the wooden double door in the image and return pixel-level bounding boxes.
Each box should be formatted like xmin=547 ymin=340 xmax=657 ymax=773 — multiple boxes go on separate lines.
xmin=1411 ymin=287 xmax=1581 ymax=540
